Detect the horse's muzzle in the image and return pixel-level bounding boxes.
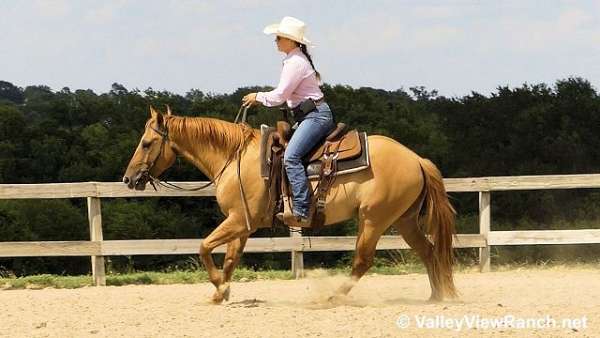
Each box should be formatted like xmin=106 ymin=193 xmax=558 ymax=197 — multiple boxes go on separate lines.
xmin=123 ymin=170 xmax=148 ymax=191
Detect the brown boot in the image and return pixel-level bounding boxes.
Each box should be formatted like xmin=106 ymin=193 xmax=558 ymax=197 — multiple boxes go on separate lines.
xmin=275 ymin=209 xmax=312 ymax=227
xmin=283 ymin=213 xmax=311 ymax=227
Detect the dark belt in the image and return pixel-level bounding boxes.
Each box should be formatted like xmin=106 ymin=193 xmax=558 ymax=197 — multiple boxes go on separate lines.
xmin=290 ymin=97 xmax=325 ymax=121
xmin=312 ymin=97 xmax=325 ymax=105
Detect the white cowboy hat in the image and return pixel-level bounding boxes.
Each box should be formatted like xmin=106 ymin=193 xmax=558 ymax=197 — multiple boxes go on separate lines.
xmin=263 ymin=16 xmax=311 ymax=45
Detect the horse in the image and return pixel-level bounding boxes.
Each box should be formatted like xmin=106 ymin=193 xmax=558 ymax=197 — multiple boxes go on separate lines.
xmin=122 ymin=106 xmax=458 ymax=303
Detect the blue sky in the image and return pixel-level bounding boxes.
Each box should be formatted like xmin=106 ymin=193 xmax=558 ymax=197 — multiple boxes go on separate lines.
xmin=1 ymin=0 xmax=599 ymax=97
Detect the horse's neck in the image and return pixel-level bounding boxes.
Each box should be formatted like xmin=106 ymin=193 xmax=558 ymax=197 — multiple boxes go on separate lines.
xmin=166 ymin=117 xmax=252 ymax=181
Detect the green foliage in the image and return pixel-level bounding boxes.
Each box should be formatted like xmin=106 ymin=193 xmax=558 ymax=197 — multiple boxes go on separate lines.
xmin=103 ymin=199 xmax=203 ymax=240
xmin=0 ymin=268 xmax=297 ymax=289
xmin=14 ymin=263 xmax=600 ymax=289
xmin=1 ymin=78 xmax=600 ymax=276
xmin=0 ymin=200 xmax=87 ymax=241
xmin=0 ymin=199 xmax=89 ymax=275
xmin=0 ymin=81 xmax=24 ymax=104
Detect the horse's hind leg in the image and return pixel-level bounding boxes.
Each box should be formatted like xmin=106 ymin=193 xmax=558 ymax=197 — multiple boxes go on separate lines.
xmin=335 ymin=213 xmax=389 ymax=297
xmin=393 ymin=215 xmax=441 ymax=301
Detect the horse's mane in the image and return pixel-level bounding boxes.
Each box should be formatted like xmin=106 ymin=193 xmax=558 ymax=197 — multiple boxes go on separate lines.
xmin=165 ymin=115 xmax=257 ymax=153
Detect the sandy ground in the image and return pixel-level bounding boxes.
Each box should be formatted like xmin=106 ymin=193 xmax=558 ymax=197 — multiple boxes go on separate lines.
xmin=1 ymin=268 xmax=599 ymax=338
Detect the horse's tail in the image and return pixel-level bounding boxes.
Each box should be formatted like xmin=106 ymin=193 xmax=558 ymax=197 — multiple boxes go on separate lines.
xmin=418 ymin=157 xmax=458 ymax=299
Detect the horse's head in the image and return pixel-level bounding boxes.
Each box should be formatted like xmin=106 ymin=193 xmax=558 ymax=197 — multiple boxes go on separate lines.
xmin=122 ymin=105 xmax=177 ymax=190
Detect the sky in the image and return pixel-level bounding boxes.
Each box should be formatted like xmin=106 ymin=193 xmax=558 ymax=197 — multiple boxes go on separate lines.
xmin=1 ymin=0 xmax=600 ymax=97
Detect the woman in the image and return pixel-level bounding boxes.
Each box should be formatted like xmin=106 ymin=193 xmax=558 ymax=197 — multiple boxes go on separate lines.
xmin=242 ymin=16 xmax=335 ymax=226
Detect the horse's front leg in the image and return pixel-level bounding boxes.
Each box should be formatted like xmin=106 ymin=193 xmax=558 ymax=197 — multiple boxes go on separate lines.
xmin=199 ymin=215 xmax=249 ymax=304
xmin=210 ymin=235 xmax=250 ymax=303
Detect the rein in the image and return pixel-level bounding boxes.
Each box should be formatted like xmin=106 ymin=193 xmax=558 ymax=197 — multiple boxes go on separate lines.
xmin=145 ymin=105 xmax=253 ymax=231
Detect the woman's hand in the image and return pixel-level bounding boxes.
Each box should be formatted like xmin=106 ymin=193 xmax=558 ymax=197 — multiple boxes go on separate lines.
xmin=242 ymin=92 xmax=258 ymax=108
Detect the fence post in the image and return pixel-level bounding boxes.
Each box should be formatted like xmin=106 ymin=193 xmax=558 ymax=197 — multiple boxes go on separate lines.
xmin=479 ymin=191 xmax=491 ymax=272
xmin=87 ymin=197 xmax=106 ymax=286
xmin=290 ymin=228 xmax=304 ymax=278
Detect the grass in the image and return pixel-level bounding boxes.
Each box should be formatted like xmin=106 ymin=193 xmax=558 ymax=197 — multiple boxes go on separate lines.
xmin=0 ymin=268 xmax=294 ymax=290
xmin=1 ymin=262 xmax=598 ymax=290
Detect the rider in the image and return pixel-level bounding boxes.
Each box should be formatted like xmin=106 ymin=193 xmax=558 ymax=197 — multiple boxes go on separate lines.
xmin=242 ymin=16 xmax=335 ymax=226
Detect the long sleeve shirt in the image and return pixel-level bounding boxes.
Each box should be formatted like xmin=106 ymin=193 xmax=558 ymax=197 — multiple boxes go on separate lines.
xmin=256 ymin=47 xmax=324 ymax=108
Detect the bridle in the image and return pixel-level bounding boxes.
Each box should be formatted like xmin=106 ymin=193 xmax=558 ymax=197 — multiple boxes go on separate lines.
xmin=139 ymin=105 xmax=253 ymax=231
xmin=145 ymin=122 xmax=236 ymax=192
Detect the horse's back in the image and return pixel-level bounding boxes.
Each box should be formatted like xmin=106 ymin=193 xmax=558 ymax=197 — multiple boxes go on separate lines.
xmin=320 ymin=134 xmax=426 ymax=225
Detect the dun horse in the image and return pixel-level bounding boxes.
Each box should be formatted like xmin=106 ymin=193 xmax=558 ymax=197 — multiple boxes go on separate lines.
xmin=123 ymin=106 xmax=458 ymax=303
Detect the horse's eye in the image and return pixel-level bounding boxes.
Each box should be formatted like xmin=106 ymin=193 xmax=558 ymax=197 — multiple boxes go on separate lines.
xmin=142 ymin=140 xmax=152 ymax=149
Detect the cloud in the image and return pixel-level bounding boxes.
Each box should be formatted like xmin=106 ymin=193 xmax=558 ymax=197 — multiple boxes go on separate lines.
xmin=411 ymin=4 xmax=461 ymax=19
xmin=32 ymin=0 xmax=71 ymax=18
xmin=165 ymin=1 xmax=215 ymax=15
xmin=323 ymin=12 xmax=404 ymax=55
xmin=556 ymin=7 xmax=594 ymax=35
xmin=322 ymin=8 xmax=466 ymax=56
xmin=411 ymin=25 xmax=464 ymax=48
xmin=83 ymin=2 xmax=124 ymax=24
xmin=3 ymin=1 xmax=600 ymax=97
xmin=504 ymin=8 xmax=600 ymax=52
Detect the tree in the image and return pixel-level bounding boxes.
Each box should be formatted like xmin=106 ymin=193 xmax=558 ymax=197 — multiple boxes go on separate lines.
xmin=0 ymin=81 xmax=24 ymax=104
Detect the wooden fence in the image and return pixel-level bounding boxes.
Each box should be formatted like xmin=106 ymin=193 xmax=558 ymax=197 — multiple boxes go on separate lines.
xmin=2 ymin=174 xmax=600 ymax=285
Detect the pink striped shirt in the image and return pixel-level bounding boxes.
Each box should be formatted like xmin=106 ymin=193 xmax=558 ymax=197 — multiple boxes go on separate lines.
xmin=256 ymin=47 xmax=324 ymax=108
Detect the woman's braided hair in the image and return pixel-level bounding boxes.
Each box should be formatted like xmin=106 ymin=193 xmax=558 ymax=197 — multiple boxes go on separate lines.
xmin=299 ymin=43 xmax=321 ymax=82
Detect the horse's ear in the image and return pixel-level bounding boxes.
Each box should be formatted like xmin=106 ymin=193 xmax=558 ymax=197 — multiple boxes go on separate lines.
xmin=165 ymin=104 xmax=172 ymax=116
xmin=149 ymin=105 xmax=164 ymax=125
xmin=149 ymin=105 xmax=158 ymax=119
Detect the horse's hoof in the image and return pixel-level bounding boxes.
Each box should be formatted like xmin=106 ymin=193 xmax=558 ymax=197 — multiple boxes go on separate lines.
xmin=336 ymin=279 xmax=356 ymax=296
xmin=221 ymin=284 xmax=231 ymax=301
xmin=428 ymin=294 xmax=443 ymax=303
xmin=211 ymin=293 xmax=225 ymax=304
xmin=327 ymin=293 xmax=345 ymax=304
xmin=211 ymin=283 xmax=230 ymax=304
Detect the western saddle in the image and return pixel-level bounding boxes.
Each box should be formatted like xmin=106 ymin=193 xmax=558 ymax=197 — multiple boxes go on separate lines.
xmin=260 ymin=120 xmax=369 ymax=228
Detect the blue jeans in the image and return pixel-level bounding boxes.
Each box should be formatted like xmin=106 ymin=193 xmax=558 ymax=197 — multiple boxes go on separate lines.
xmin=284 ymin=102 xmax=335 ymax=218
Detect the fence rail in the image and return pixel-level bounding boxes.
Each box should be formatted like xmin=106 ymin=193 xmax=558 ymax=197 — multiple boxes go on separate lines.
xmin=2 ymin=174 xmax=600 ymax=285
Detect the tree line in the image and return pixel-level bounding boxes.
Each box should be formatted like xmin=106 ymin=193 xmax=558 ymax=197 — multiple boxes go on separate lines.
xmin=1 ymin=78 xmax=599 ymax=275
